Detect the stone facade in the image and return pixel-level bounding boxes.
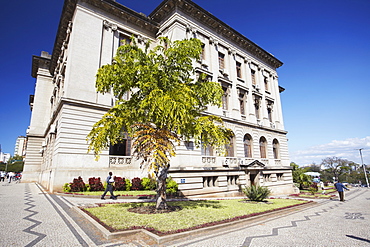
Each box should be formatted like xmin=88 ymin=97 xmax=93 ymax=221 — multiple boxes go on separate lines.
xmin=23 ymin=0 xmax=295 ymax=196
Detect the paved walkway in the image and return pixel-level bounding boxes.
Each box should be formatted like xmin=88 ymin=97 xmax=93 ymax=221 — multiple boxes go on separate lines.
xmin=165 ymin=188 xmax=370 ymax=247
xmin=0 ymin=182 xmax=138 ymax=246
xmin=0 ymin=182 xmax=369 ymax=246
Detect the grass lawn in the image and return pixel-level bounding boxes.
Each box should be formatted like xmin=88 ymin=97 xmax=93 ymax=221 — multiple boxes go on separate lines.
xmin=84 ymin=199 xmax=308 ymax=234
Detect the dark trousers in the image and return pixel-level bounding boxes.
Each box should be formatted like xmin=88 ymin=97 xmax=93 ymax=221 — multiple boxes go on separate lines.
xmin=338 ymin=191 xmax=344 ymax=201
xmin=101 ymin=184 xmax=115 ymax=198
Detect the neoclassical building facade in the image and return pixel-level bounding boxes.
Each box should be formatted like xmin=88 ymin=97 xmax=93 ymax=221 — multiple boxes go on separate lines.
xmin=24 ymin=0 xmax=295 ymax=196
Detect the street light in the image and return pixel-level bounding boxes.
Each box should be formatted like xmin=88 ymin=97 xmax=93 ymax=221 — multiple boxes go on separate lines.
xmin=358 ymin=148 xmax=369 ymax=188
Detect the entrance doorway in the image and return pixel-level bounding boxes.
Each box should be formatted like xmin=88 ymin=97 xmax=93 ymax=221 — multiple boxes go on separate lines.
xmin=249 ymin=172 xmax=259 ymax=186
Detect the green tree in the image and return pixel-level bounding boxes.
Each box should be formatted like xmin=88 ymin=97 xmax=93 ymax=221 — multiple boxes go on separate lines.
xmin=290 ymin=162 xmax=312 ymax=189
xmin=321 ymin=157 xmax=352 ymax=181
xmin=305 ymin=163 xmax=321 ymax=172
xmin=4 ymin=155 xmax=24 ymax=172
xmin=7 ymin=155 xmax=23 ymax=164
xmin=88 ymin=38 xmax=233 ymax=210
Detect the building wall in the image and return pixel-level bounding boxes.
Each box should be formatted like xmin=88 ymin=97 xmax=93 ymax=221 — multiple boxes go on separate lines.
xmin=24 ymin=0 xmax=295 ymax=196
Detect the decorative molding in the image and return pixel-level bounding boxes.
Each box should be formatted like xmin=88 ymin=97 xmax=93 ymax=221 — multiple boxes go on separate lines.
xmin=103 ymin=20 xmax=117 ymax=31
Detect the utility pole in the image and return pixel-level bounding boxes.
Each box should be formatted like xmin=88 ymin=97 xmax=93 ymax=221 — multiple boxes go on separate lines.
xmin=358 ymin=148 xmax=369 ymax=188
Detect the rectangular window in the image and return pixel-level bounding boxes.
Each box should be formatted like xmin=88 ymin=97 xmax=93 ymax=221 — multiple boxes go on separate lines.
xmin=239 ymin=91 xmax=246 ymax=115
xmin=264 ymin=77 xmax=269 ymax=92
xmin=109 ymin=139 xmax=131 ymax=156
xmin=268 ymin=108 xmax=272 ymax=122
xmin=222 ymin=86 xmax=228 ymax=110
xmin=184 ymin=141 xmax=194 ymax=150
xmin=239 ymin=99 xmax=245 ymax=115
xmin=201 ymin=43 xmax=206 ymax=60
xmin=254 ymin=98 xmax=260 ymax=120
xmin=119 ymin=34 xmax=131 ymax=46
xmin=201 ymin=144 xmax=213 ymax=156
xmin=218 ymin=52 xmax=225 ymax=70
xmin=251 ymin=69 xmax=256 ymax=85
xmin=236 ymin=61 xmax=242 ymax=78
xmin=267 ymin=102 xmax=273 ymax=122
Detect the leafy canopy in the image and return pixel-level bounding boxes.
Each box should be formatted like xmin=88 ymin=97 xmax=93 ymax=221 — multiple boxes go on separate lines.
xmin=87 ymin=37 xmax=233 ymax=172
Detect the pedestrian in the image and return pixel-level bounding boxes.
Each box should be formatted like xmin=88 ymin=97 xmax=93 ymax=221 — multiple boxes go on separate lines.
xmin=0 ymin=171 xmax=5 ymax=182
xmin=101 ymin=172 xmax=117 ymax=200
xmin=320 ymin=181 xmax=325 ymax=194
xmin=334 ymin=181 xmax=349 ymax=201
xmin=8 ymin=172 xmax=15 ymax=183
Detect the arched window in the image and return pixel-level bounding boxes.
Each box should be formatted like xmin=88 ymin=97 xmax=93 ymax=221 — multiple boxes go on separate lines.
xmin=225 ymin=135 xmax=235 ymax=157
xmin=243 ymin=134 xmax=253 ymax=158
xmin=273 ymin=139 xmax=280 ymax=159
xmin=259 ymin=136 xmax=267 ymax=158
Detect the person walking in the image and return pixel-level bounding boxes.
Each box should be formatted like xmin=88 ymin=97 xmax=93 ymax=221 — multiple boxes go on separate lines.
xmin=320 ymin=181 xmax=325 ymax=194
xmin=0 ymin=171 xmax=5 ymax=182
xmin=334 ymin=181 xmax=349 ymax=201
xmin=101 ymin=172 xmax=117 ymax=200
xmin=7 ymin=172 xmax=15 ymax=183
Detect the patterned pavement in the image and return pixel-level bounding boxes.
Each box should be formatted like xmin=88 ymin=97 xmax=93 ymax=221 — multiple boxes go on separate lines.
xmin=0 ymin=181 xmax=369 ymax=247
xmin=165 ymin=188 xmax=370 ymax=247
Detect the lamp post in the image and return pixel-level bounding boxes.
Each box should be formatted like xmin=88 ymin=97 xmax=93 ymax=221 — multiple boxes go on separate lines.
xmin=358 ymin=148 xmax=369 ymax=188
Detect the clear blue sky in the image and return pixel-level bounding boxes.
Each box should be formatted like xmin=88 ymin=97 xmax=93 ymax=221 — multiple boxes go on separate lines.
xmin=0 ymin=0 xmax=369 ymax=165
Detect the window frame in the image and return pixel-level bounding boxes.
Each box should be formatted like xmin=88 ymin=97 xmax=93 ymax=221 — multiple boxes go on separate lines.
xmin=243 ymin=134 xmax=253 ymax=158
xmin=259 ymin=136 xmax=267 ymax=159
xmin=236 ymin=61 xmax=242 ymax=78
xmin=218 ymin=52 xmax=225 ymax=70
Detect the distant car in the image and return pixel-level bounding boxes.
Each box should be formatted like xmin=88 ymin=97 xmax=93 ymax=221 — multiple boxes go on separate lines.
xmin=342 ymin=182 xmax=348 ymax=186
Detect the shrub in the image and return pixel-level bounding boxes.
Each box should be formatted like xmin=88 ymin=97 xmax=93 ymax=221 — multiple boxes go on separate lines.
xmin=63 ymin=183 xmax=71 ymax=192
xmin=113 ymin=176 xmax=126 ymax=191
xmin=308 ymin=183 xmax=318 ymax=195
xmin=125 ymin=178 xmax=132 ymax=191
xmin=131 ymin=177 xmax=143 ymax=190
xmin=243 ymin=185 xmax=271 ymax=202
xmin=166 ymin=177 xmax=178 ymax=196
xmin=88 ymin=177 xmax=104 ymax=191
xmin=142 ymin=177 xmax=156 ymax=190
xmin=69 ymin=176 xmax=86 ymax=192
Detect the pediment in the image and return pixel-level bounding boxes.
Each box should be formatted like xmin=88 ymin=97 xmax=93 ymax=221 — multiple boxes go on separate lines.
xmin=240 ymin=160 xmax=266 ymax=169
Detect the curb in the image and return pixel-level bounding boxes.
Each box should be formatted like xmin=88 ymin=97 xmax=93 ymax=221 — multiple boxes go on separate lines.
xmin=73 ymin=200 xmax=317 ymax=245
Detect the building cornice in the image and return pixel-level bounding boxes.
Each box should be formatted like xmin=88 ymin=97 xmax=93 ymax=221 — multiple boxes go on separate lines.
xmin=49 ymin=0 xmax=159 ymax=75
xmin=149 ymin=0 xmax=283 ymax=69
xmin=49 ymin=0 xmax=282 ymax=76
xmin=31 ymin=55 xmax=51 ymax=78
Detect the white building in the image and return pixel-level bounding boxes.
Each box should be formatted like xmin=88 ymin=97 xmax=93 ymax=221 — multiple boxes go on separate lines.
xmin=14 ymin=136 xmax=27 ymax=157
xmin=0 ymin=152 xmax=11 ymax=164
xmin=23 ymin=0 xmax=295 ymax=196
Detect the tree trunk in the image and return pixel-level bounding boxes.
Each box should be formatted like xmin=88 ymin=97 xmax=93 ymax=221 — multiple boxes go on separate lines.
xmin=155 ymin=165 xmax=169 ymax=210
